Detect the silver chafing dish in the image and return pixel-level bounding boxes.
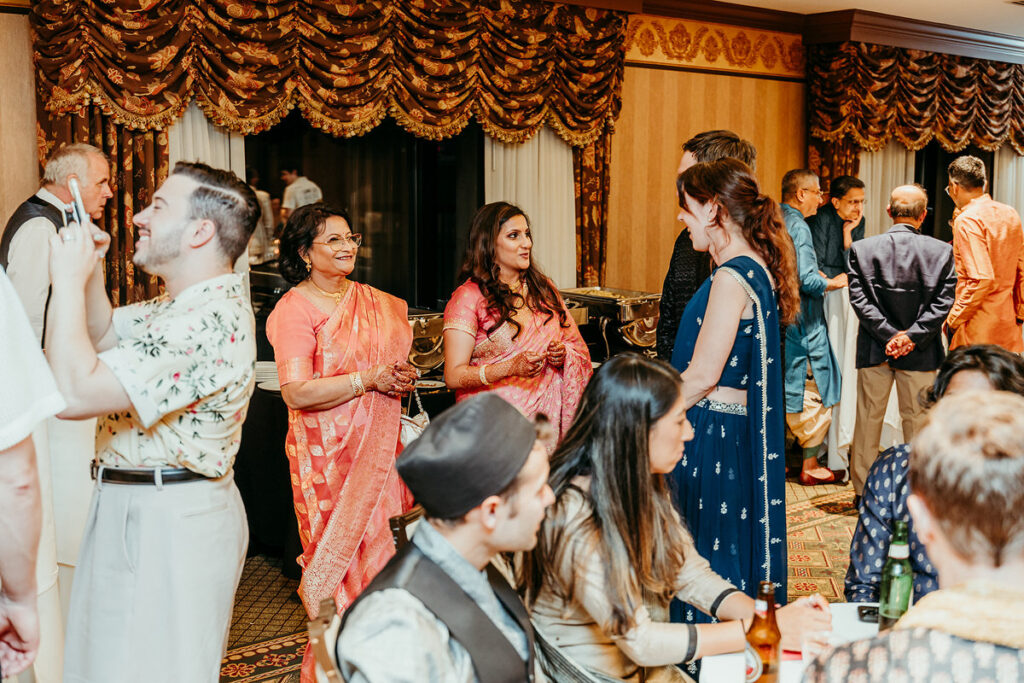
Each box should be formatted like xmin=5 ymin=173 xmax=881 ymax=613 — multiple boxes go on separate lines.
xmin=408 ymin=309 xmax=445 ymax=373
xmin=560 ymin=287 xmax=661 ymax=359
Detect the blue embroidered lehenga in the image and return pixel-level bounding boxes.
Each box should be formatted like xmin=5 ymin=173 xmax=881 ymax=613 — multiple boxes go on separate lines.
xmin=669 ymin=255 xmax=788 ymax=624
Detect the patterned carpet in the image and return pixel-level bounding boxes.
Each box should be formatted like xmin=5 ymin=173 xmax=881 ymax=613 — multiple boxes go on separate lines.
xmin=220 ymin=481 xmax=858 ymax=681
xmin=784 ymin=478 xmax=858 ymax=603
xmin=221 ymin=555 xmax=306 ymax=682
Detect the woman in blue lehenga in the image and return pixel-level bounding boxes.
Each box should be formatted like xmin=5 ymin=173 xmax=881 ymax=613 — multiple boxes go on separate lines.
xmin=668 ymin=159 xmax=801 ymax=625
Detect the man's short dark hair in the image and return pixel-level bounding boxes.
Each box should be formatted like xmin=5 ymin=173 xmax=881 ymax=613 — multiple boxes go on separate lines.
xmin=683 ymin=130 xmax=757 ymax=170
xmin=889 ymin=184 xmax=928 ymax=220
xmin=948 ymin=155 xmax=987 ymax=191
xmin=829 ymin=175 xmax=865 ymax=200
xmin=781 ymin=169 xmax=817 ymax=201
xmin=171 ymin=162 xmax=259 ymax=264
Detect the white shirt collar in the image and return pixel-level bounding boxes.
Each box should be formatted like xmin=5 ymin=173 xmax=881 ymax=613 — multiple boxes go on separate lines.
xmin=35 ymin=187 xmax=72 ymax=214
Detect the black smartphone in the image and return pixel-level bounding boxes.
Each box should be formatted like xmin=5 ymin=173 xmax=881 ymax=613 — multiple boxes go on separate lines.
xmin=857 ymin=605 xmax=879 ymax=623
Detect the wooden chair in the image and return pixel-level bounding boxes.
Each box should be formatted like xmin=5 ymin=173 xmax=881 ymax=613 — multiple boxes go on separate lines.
xmin=389 ymin=504 xmax=424 ymax=549
xmin=306 ymin=505 xmax=426 ymax=681
xmin=308 ymin=597 xmax=342 ymax=682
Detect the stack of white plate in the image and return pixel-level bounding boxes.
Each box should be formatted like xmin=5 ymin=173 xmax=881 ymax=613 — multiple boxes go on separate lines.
xmin=255 ymin=360 xmax=281 ymax=392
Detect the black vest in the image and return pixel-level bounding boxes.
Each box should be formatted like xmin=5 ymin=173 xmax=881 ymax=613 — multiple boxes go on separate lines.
xmin=1 ymin=195 xmax=65 ymax=345
xmin=1 ymin=194 xmax=64 ymax=269
xmin=340 ymin=541 xmax=536 ymax=683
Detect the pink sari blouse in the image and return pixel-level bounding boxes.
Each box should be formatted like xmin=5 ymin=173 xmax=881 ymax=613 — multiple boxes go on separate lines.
xmin=443 ymin=279 xmax=592 ymax=439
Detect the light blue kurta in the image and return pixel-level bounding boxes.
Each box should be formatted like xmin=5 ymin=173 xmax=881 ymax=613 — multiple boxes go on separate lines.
xmin=782 ymin=204 xmax=841 ymax=414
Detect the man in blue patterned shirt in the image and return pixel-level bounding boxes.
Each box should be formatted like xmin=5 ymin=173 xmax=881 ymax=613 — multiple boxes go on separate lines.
xmin=845 ymin=344 xmax=1024 ymax=603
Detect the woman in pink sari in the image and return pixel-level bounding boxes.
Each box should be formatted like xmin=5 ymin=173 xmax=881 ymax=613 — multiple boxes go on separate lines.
xmin=443 ymin=202 xmax=592 ymax=440
xmin=266 ymin=204 xmax=416 ymax=682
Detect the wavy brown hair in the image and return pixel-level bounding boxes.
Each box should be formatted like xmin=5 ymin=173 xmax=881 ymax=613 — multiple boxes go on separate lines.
xmin=677 ymin=158 xmax=799 ymax=326
xmin=456 ymin=202 xmax=567 ymax=339
xmin=519 ymin=354 xmax=690 ymax=635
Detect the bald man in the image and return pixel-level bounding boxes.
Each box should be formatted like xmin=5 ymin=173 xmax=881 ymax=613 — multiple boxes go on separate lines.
xmin=845 ymin=185 xmax=957 ymax=499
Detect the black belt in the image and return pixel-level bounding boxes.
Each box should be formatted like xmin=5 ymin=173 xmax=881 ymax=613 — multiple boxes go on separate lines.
xmin=91 ymin=462 xmax=208 ymax=485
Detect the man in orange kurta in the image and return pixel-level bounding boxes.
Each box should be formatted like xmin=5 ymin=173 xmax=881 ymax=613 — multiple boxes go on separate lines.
xmin=944 ymin=155 xmax=1024 ymax=352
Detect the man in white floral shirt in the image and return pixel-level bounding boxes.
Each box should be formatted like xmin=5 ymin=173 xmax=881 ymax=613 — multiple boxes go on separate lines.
xmin=44 ymin=162 xmax=260 ymax=683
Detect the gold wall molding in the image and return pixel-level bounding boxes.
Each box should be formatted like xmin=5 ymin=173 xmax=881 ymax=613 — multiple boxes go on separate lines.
xmin=625 ymin=14 xmax=804 ymax=78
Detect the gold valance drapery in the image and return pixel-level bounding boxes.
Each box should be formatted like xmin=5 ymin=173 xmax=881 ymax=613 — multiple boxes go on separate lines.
xmin=33 ymin=0 xmax=626 ymax=148
xmin=32 ymin=0 xmax=627 ymax=291
xmin=808 ymin=41 xmax=1024 ymax=155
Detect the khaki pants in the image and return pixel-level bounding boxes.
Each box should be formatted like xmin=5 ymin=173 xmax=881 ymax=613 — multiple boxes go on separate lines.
xmin=785 ymin=374 xmax=832 ymax=449
xmin=850 ymin=364 xmax=934 ymax=494
xmin=64 ymin=470 xmax=247 ymax=683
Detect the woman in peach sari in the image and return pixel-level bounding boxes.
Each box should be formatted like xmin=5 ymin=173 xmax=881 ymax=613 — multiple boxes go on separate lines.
xmin=267 ymin=204 xmax=416 ymax=682
xmin=443 ymin=202 xmax=592 ymax=440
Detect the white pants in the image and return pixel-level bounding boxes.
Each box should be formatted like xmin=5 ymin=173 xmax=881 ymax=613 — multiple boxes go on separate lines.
xmin=63 ymin=471 xmax=247 ymax=683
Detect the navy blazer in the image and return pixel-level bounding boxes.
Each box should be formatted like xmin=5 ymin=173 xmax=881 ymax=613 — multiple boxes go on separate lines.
xmin=846 ymin=224 xmax=957 ymax=372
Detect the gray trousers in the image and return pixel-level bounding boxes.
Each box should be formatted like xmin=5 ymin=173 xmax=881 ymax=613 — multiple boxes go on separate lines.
xmin=63 ymin=470 xmax=247 ymax=683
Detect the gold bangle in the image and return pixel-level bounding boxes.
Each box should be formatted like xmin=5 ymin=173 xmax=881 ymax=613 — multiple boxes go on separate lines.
xmin=479 ymin=364 xmax=490 ymax=386
xmin=351 ymin=372 xmax=366 ymax=397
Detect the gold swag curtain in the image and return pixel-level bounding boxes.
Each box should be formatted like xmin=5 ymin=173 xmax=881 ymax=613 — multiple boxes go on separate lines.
xmin=807 ymin=41 xmax=1024 ymax=181
xmin=32 ymin=1 xmax=628 ymax=291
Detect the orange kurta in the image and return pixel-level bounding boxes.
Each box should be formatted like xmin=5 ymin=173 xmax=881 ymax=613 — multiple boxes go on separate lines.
xmin=947 ymin=194 xmax=1024 ymax=352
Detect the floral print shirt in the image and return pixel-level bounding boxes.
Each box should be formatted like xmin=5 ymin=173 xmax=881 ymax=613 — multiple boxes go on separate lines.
xmin=95 ymin=273 xmax=256 ymax=478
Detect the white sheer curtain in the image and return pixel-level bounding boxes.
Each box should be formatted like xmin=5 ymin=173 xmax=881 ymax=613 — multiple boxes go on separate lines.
xmin=167 ymin=102 xmax=248 ymax=274
xmin=821 ymin=141 xmax=916 ymax=470
xmin=168 ymin=102 xmax=246 ymax=178
xmin=857 ymin=140 xmax=916 ymax=237
xmin=483 ymin=126 xmax=576 ymax=289
xmin=994 ymin=145 xmax=1024 ymax=214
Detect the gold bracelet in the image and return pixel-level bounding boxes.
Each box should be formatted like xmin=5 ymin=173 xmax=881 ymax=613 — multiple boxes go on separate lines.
xmin=351 ymin=372 xmax=366 ymax=396
xmin=479 ymin=364 xmax=490 ymax=386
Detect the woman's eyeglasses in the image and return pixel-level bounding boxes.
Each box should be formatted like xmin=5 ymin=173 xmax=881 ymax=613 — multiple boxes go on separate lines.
xmin=313 ymin=234 xmax=363 ymax=251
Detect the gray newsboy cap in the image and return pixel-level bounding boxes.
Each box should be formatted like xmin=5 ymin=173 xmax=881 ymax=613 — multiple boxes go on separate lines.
xmin=397 ymin=393 xmax=536 ymax=518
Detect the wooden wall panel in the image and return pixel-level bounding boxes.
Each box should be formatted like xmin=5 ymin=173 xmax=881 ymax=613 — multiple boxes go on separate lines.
xmin=0 ymin=13 xmax=38 ymax=227
xmin=606 ymin=65 xmax=806 ymax=292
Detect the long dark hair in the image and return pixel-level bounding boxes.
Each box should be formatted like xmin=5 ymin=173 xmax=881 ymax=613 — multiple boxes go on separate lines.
xmin=456 ymin=202 xmax=567 ymax=339
xmin=519 ymin=354 xmax=691 ymax=635
xmin=677 ymin=158 xmax=800 ymax=326
xmin=278 ymin=203 xmax=352 ymax=285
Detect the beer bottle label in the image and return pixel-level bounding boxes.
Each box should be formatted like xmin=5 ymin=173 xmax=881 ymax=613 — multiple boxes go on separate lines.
xmin=754 ymin=599 xmax=768 ymax=618
xmin=889 ymin=543 xmax=909 ymax=559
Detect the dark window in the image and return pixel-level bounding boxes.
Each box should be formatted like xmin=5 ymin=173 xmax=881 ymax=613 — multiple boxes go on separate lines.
xmin=245 ymin=112 xmax=483 ymax=310
xmin=914 ymin=143 xmax=995 ymax=242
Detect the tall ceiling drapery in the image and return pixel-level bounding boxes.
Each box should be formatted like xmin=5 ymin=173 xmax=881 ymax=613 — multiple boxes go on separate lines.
xmin=32 ymin=0 xmax=628 ymax=294
xmin=807 ymin=41 xmax=1024 ymax=188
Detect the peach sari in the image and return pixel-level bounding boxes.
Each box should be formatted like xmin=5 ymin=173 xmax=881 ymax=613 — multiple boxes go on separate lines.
xmin=444 ymin=279 xmax=592 ymax=439
xmin=267 ymin=282 xmax=413 ymax=682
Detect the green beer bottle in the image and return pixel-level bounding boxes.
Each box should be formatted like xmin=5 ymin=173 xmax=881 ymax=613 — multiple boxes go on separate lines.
xmin=878 ymin=519 xmax=914 ymax=630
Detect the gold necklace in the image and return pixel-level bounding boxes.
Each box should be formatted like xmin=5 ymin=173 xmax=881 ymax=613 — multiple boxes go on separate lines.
xmin=308 ymin=278 xmax=350 ymax=304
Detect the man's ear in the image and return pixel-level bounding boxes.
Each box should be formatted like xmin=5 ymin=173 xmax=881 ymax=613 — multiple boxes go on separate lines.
xmin=831 ymin=196 xmax=841 ymax=211
xmin=187 ymin=218 xmax=217 ymax=248
xmin=886 ymin=204 xmax=894 ymax=220
xmin=477 ymin=495 xmax=502 ymax=533
xmin=906 ymin=493 xmax=936 ymax=545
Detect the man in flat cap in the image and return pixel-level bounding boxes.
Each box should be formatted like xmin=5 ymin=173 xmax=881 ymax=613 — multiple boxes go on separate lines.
xmin=337 ymin=393 xmax=554 ymax=682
